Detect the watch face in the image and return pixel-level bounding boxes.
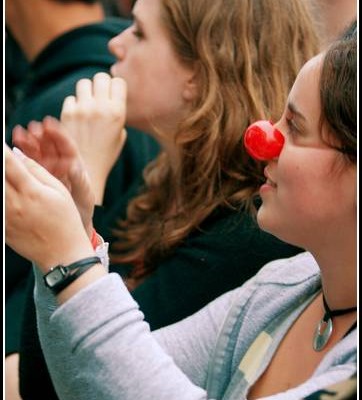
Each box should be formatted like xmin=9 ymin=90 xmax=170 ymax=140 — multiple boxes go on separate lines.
xmin=44 ymin=267 xmax=68 ymax=287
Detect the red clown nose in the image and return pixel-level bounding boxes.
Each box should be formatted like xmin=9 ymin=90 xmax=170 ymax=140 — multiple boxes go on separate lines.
xmin=244 ymin=120 xmax=284 ymax=161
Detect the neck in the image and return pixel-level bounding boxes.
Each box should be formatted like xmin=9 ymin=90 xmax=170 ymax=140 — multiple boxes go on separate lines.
xmin=312 ymin=242 xmax=356 ymax=312
xmin=304 ymin=209 xmax=357 ymax=311
xmin=6 ymin=0 xmax=105 ymax=61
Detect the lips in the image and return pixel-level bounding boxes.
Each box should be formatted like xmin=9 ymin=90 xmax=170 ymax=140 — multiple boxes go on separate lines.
xmin=264 ymin=167 xmax=277 ymax=188
xmin=265 ymin=178 xmax=277 ymax=188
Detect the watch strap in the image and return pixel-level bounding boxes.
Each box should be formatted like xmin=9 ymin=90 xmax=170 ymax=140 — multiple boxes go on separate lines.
xmin=43 ymin=256 xmax=101 ymax=295
xmin=50 ymin=262 xmax=99 ymax=295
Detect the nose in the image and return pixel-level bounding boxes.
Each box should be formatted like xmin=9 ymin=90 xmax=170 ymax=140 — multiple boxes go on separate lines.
xmin=108 ymin=31 xmax=126 ymax=60
xmin=243 ymin=120 xmax=284 ymax=161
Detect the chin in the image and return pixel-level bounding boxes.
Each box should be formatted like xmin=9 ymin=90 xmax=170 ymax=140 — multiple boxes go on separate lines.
xmin=126 ymin=115 xmax=151 ymax=133
xmin=256 ymin=205 xmax=271 ymax=230
xmin=257 ymin=211 xmax=282 ymax=239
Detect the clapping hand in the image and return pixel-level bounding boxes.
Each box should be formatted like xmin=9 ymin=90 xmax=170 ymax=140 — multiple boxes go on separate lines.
xmin=61 ymin=72 xmax=128 ymax=203
xmin=12 ymin=117 xmax=95 ymax=237
xmin=5 ymin=145 xmax=94 ymax=271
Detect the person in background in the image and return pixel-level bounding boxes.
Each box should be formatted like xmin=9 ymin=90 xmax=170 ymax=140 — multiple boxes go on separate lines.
xmin=4 ymin=0 xmax=159 ymax=398
xmin=101 ymin=0 xmax=135 ymax=18
xmin=5 ymin=24 xmax=357 ymax=399
xmin=306 ymin=0 xmax=357 ymax=48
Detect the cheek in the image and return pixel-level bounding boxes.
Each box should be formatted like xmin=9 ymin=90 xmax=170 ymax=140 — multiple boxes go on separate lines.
xmin=258 ymin=148 xmax=356 ymax=247
xmin=129 ymin=65 xmax=186 ymax=116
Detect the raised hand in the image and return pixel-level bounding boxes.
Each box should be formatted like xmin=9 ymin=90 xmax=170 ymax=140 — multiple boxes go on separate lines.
xmin=61 ymin=72 xmax=128 ymax=203
xmin=5 ymin=145 xmax=94 ymax=272
xmin=12 ymin=117 xmax=95 ymax=236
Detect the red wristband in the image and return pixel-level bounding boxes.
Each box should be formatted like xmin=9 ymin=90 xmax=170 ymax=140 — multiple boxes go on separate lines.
xmin=90 ymin=228 xmax=99 ymax=249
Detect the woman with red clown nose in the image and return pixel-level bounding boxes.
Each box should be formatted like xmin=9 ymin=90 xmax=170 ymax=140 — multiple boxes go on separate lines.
xmin=5 ymin=22 xmax=356 ymax=400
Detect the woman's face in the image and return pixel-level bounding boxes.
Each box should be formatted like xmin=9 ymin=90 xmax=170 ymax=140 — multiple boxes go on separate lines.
xmin=108 ymin=0 xmax=196 ymax=135
xmin=257 ymin=55 xmax=356 ymax=251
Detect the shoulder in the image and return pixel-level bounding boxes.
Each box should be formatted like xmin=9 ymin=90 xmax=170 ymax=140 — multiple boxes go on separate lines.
xmin=223 ymin=253 xmax=320 ymax=317
xmin=253 ymin=252 xmax=320 ymax=286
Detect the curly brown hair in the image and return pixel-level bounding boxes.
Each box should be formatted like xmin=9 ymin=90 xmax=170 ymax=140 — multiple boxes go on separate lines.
xmin=112 ymin=0 xmax=320 ymax=277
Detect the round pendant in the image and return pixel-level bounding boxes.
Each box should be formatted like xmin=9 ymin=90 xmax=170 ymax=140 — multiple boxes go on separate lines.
xmin=313 ymin=317 xmax=333 ymax=352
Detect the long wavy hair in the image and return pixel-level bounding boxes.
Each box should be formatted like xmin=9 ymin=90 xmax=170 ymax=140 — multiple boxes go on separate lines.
xmin=112 ymin=0 xmax=320 ymax=277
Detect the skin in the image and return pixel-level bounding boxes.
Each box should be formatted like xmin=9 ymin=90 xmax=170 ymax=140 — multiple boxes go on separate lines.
xmin=5 ymin=353 xmax=21 ymax=400
xmin=309 ymin=0 xmax=357 ymax=48
xmin=107 ymin=0 xmax=197 ymax=138
xmin=5 ymin=0 xmax=104 ymax=62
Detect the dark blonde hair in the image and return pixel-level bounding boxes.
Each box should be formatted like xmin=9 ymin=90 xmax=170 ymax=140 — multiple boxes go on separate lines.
xmin=112 ymin=0 xmax=320 ymax=276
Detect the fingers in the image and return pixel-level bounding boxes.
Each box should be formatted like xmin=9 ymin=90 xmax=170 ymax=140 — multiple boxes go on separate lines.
xmin=61 ymin=95 xmax=77 ymax=121
xmin=5 ymin=145 xmax=36 ymax=191
xmin=76 ymin=78 xmax=93 ymax=102
xmin=120 ymin=128 xmax=128 ymax=148
xmin=62 ymin=73 xmax=127 ymax=115
xmin=42 ymin=116 xmax=79 ymax=158
xmin=110 ymin=77 xmax=127 ymax=113
xmin=22 ymin=153 xmax=67 ymax=192
xmin=93 ymin=72 xmax=127 ymax=103
xmin=29 ymin=120 xmax=58 ymax=162
xmin=93 ymin=72 xmax=111 ymax=101
xmin=6 ymin=145 xmax=67 ymax=193
xmin=12 ymin=124 xmax=41 ymax=160
xmin=12 ymin=120 xmax=57 ymax=164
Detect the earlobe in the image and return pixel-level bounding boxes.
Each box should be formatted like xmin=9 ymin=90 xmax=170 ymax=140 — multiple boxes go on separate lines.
xmin=182 ymin=67 xmax=199 ymax=101
xmin=182 ymin=80 xmax=198 ymax=101
xmin=183 ymin=85 xmax=197 ymax=101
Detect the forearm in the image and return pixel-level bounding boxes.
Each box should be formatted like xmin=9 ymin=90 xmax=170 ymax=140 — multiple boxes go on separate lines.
xmin=34 ymin=270 xmax=208 ymax=399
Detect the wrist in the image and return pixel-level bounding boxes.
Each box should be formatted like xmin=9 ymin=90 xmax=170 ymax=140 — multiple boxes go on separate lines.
xmin=43 ymin=256 xmax=102 ymax=295
xmin=56 ymin=262 xmax=107 ymax=304
xmin=90 ymin=227 xmax=100 ymax=249
xmin=93 ymin=180 xmax=106 ymax=205
xmin=37 ymin=236 xmax=96 ymax=274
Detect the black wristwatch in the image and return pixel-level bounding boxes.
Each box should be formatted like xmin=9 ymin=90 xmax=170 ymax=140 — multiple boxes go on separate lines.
xmin=43 ymin=256 xmax=101 ymax=294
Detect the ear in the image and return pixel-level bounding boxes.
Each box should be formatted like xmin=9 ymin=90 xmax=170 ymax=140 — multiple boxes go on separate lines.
xmin=182 ymin=66 xmax=199 ymax=102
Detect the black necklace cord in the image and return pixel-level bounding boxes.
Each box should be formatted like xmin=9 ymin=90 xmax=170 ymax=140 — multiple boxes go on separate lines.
xmin=322 ymin=295 xmax=357 ymax=322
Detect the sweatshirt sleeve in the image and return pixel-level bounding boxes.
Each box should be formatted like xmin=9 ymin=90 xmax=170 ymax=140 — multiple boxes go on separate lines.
xmin=33 ymin=237 xmax=242 ymax=400
xmin=34 ymin=271 xmax=215 ymax=400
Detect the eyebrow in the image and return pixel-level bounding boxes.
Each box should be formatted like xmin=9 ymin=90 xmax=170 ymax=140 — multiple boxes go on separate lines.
xmin=287 ymin=102 xmax=307 ymax=122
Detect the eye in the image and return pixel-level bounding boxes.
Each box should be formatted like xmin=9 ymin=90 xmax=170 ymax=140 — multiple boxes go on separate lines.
xmin=285 ymin=116 xmax=299 ymax=136
xmin=131 ymin=24 xmax=144 ymax=40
